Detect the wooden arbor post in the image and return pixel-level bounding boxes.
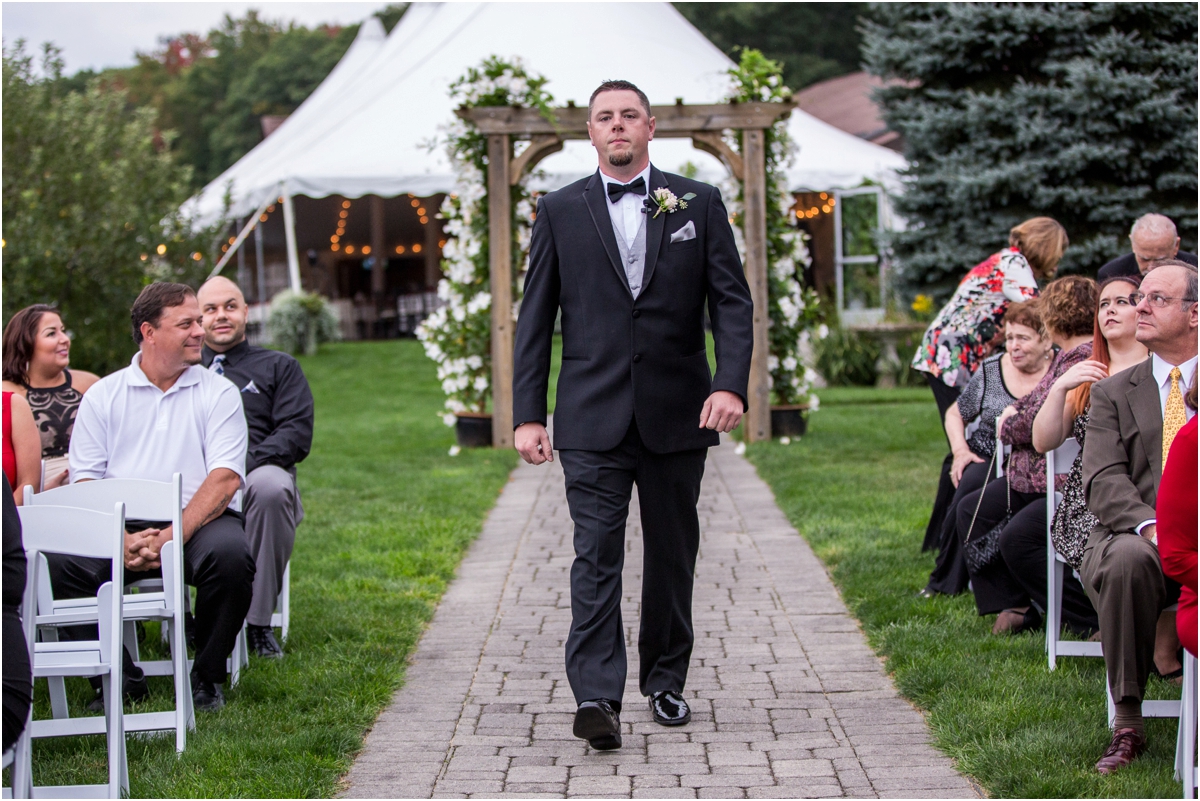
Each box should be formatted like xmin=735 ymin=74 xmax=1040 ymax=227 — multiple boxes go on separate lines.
xmin=460 ymin=100 xmax=794 ymax=448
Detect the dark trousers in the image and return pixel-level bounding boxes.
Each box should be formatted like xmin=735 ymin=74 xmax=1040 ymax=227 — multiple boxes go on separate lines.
xmin=958 ymin=477 xmax=1097 ymax=633
xmin=46 ymin=513 xmax=255 ymax=684
xmin=558 ymin=419 xmax=707 ymax=708
xmin=926 ymin=458 xmax=991 ymax=595
xmin=922 ymin=374 xmax=962 ymax=552
xmin=3 ymin=609 xmax=32 ymax=751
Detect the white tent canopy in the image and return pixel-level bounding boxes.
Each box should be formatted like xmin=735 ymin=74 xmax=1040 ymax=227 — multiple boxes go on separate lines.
xmin=189 ymin=2 xmax=905 ymax=225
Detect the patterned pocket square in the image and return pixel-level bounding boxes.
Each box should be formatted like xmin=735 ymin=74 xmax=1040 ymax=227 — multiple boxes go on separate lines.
xmin=242 ymin=380 xmax=260 ymax=394
xmin=670 ymin=220 xmax=697 ymax=244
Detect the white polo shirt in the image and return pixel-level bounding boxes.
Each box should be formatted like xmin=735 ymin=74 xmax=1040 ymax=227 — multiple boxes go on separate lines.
xmin=69 ymin=352 xmax=248 ymax=512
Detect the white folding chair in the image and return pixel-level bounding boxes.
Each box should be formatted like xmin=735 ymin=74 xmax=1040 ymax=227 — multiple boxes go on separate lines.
xmin=272 ymin=560 xmax=291 ymax=643
xmin=25 ymin=476 xmax=194 ymax=753
xmin=9 ymin=503 xmax=130 ymax=799
xmin=1178 ymin=650 xmax=1197 ymax=798
xmin=1043 ymin=438 xmax=1103 ymax=669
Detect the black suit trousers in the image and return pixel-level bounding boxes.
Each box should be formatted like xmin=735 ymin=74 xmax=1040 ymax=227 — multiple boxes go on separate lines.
xmin=558 ymin=419 xmax=707 ymax=707
xmin=46 ymin=512 xmax=255 ymax=684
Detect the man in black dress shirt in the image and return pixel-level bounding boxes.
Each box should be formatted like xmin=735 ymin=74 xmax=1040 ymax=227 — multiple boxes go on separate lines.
xmin=1097 ymin=213 xmax=1197 ymax=281
xmin=198 ymin=277 xmax=313 ymax=658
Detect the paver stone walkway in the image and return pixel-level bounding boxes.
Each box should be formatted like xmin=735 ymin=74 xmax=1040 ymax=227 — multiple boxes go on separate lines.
xmin=343 ymin=439 xmax=978 ymax=798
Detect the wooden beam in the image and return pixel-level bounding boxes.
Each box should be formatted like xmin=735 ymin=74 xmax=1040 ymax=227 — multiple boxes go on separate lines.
xmin=487 ymin=134 xmax=515 ymax=449
xmin=510 ymin=134 xmax=564 ymax=185
xmin=741 ymin=129 xmax=772 ymax=443
xmin=459 ymin=101 xmax=794 ymax=137
xmin=690 ymin=132 xmax=744 ymax=182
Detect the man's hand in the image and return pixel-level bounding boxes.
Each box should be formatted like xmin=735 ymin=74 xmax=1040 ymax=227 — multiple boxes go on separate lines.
xmin=134 ymin=525 xmax=175 ymax=571
xmin=699 ymin=391 xmax=744 ymax=434
xmin=515 ymin=422 xmax=553 ymax=465
xmin=1141 ymin=523 xmax=1157 ymax=546
xmin=124 ymin=529 xmax=158 ymax=571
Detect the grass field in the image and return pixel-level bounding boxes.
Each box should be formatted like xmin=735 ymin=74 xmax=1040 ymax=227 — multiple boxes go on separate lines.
xmin=745 ymin=385 xmax=1184 ymax=798
xmin=15 ymin=340 xmax=517 ymax=797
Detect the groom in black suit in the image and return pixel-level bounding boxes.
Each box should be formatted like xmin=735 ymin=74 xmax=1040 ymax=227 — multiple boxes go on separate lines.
xmin=512 ymin=80 xmax=754 ymax=750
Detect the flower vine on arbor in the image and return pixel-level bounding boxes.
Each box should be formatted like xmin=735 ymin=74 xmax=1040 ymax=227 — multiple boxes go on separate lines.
xmin=723 ymin=49 xmax=827 ymax=411
xmin=416 ymin=57 xmax=553 ymax=425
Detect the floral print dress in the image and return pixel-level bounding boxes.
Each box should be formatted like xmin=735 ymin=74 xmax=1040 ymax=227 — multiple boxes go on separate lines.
xmin=912 ymin=248 xmax=1040 ymax=388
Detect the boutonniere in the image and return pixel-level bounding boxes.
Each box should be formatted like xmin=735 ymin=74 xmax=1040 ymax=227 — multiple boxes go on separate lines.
xmin=643 ymin=188 xmax=697 ymax=219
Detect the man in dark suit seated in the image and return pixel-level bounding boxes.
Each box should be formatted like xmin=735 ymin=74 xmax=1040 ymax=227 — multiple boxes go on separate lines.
xmin=1082 ymin=260 xmax=1197 ymax=773
xmin=1097 ymin=213 xmax=1197 ymax=281
xmin=198 ymin=276 xmax=314 ymax=659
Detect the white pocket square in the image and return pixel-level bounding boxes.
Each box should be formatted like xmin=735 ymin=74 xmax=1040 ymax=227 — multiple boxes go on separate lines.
xmin=669 ymin=220 xmax=697 ymax=244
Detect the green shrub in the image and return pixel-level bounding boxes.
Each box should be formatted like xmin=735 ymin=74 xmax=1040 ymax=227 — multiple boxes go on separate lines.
xmin=814 ymin=326 xmax=880 ymax=386
xmin=267 ymin=290 xmax=340 ymax=355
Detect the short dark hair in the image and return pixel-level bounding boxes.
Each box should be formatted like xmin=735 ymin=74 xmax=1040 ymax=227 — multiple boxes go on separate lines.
xmin=131 ymin=282 xmax=196 ymax=344
xmin=2 ymin=304 xmax=60 ymax=384
xmin=588 ymin=80 xmax=651 ymax=119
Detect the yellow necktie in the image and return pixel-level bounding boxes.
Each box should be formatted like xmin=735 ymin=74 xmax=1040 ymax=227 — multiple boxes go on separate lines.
xmin=1162 ymin=367 xmax=1186 ymax=470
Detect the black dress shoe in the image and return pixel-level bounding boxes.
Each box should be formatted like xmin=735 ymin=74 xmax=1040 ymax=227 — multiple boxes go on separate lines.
xmin=573 ymin=699 xmax=622 ymax=750
xmin=247 ymin=624 xmax=284 ymax=659
xmin=86 ymin=671 xmax=150 ymax=713
xmin=649 ymin=690 xmax=691 ymax=726
xmin=192 ymin=679 xmax=225 ymax=712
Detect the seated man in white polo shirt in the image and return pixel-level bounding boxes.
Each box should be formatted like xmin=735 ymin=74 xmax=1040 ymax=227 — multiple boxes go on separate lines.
xmin=49 ymin=282 xmax=256 ymax=712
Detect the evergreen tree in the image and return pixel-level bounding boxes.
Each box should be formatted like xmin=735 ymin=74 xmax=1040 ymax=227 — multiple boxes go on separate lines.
xmin=862 ymin=3 xmax=1197 ymax=295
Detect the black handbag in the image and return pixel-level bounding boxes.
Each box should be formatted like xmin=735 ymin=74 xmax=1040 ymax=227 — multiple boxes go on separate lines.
xmin=963 ymin=448 xmax=1009 ymax=573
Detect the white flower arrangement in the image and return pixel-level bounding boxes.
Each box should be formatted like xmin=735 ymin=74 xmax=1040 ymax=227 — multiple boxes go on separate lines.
xmin=725 ymin=51 xmax=825 ymax=413
xmin=416 ymin=56 xmax=553 ymax=423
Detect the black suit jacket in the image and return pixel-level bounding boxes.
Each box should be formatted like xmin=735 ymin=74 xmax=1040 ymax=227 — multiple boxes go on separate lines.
xmin=1097 ymin=250 xmax=1198 ymax=282
xmin=513 ymin=166 xmax=754 ymax=454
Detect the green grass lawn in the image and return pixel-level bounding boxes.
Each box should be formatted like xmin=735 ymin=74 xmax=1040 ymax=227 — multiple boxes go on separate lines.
xmin=745 ymin=385 xmax=1184 ymax=798
xmin=15 ymin=340 xmax=517 ymax=797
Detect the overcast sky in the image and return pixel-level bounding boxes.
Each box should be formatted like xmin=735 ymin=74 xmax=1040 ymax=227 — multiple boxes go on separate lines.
xmin=3 ymin=2 xmax=386 ymax=73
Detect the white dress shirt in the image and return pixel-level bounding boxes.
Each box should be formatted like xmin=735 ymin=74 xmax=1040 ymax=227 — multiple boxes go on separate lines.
xmin=69 ymin=352 xmax=248 ymax=512
xmin=1135 ymin=353 xmax=1197 ymax=538
xmin=598 ymin=164 xmax=651 ymax=248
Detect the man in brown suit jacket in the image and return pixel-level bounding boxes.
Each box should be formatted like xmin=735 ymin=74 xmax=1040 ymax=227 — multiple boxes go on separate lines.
xmin=1082 ymin=260 xmax=1198 ymax=774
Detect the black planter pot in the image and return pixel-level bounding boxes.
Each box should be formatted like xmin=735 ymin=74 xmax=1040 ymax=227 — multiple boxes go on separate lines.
xmin=770 ymin=405 xmax=809 ymax=438
xmin=455 ymin=413 xmax=493 ymax=448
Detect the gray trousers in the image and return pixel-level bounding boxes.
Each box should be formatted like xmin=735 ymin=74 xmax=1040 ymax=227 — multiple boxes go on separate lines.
xmin=244 ymin=465 xmax=303 ymax=627
xmin=1079 ymin=532 xmax=1166 ymax=703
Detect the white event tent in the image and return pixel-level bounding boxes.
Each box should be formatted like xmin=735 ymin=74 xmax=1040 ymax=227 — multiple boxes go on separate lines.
xmin=190 ymin=2 xmax=906 ymax=291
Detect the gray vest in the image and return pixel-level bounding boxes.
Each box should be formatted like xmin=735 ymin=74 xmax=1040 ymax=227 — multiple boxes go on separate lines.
xmin=612 ymin=214 xmax=647 ymax=299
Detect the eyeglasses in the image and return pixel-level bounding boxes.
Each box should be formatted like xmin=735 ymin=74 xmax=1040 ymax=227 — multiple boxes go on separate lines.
xmin=1129 ymin=292 xmax=1199 ymax=308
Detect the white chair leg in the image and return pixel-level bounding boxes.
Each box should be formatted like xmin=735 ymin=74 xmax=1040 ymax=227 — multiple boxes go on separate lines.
xmin=1179 ymin=651 xmax=1197 ymax=797
xmin=280 ymin=562 xmax=290 ymax=644
xmin=10 ymin=709 xmax=32 ymax=799
xmin=1107 ymin=678 xmax=1116 ymax=730
xmin=172 ymin=603 xmax=193 ymax=751
xmin=39 ymin=628 xmax=69 ymax=721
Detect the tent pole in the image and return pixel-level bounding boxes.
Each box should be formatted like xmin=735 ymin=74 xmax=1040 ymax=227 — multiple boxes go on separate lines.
xmin=254 ymin=220 xmax=267 ymax=305
xmin=236 ymin=218 xmax=247 ymax=289
xmin=208 ymin=193 xmax=276 ymax=279
xmin=282 ymin=186 xmax=303 ymax=293
xmin=370 ymin=195 xmax=386 ymax=302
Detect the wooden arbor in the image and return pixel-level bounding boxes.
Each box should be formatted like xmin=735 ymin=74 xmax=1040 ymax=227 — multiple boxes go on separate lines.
xmin=459 ymin=100 xmax=796 ymax=448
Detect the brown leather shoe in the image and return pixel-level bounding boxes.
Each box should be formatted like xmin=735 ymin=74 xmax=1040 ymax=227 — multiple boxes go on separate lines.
xmin=1095 ymin=727 xmax=1146 ymax=774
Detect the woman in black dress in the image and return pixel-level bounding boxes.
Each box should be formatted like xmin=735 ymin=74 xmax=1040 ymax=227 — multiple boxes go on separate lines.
xmin=922 ymin=302 xmax=1052 ymax=596
xmin=2 ymin=305 xmax=100 ymax=488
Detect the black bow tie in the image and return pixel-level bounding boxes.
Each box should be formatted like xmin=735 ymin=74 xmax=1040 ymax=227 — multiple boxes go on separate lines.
xmin=607 ymin=176 xmax=646 ymax=202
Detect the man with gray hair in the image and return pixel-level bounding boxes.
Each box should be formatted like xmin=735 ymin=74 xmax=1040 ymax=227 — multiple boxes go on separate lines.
xmin=1097 ymin=213 xmax=1197 ymax=280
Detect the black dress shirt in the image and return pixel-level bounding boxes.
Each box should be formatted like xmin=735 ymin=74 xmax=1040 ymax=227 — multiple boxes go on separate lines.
xmin=1097 ymin=250 xmax=1197 ymax=281
xmin=201 ymin=340 xmax=314 ymax=474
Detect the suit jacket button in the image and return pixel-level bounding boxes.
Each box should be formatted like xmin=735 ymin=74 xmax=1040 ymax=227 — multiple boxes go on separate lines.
xmin=633 ymin=354 xmax=642 ymax=363
xmin=632 ymin=310 xmax=641 ymax=318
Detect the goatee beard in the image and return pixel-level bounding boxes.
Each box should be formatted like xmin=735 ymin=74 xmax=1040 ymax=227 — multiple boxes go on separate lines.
xmin=608 ymin=150 xmax=634 ymax=168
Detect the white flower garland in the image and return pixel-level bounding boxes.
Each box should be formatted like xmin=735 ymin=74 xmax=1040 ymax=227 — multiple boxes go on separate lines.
xmin=416 ymin=57 xmax=552 ymax=426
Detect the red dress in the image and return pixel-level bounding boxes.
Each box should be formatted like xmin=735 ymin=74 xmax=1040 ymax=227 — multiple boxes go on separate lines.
xmin=1158 ymin=416 xmax=1198 ymax=656
xmin=2 ymin=392 xmax=15 ymax=487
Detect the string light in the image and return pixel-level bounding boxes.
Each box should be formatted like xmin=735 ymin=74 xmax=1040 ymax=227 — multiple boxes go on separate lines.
xmin=417 ymin=207 xmax=426 ymax=216
xmin=420 ymin=216 xmax=429 ymax=225
xmin=191 ymin=252 xmax=202 ymax=261
xmin=362 ymin=245 xmax=372 ymax=255
xmin=438 ymin=239 xmax=447 ymax=248
xmin=345 ymin=245 xmax=355 ymax=255
xmin=332 ymin=244 xmax=340 ymax=252
xmin=157 ymin=244 xmax=167 ymax=255
xmin=341 ymin=200 xmax=351 ymax=209
xmin=410 ymin=198 xmax=420 ymax=208
xmin=412 ymin=243 xmax=422 ymax=253
xmin=140 ymin=253 xmax=148 ymax=261
xmin=395 ymin=245 xmax=406 ymax=254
